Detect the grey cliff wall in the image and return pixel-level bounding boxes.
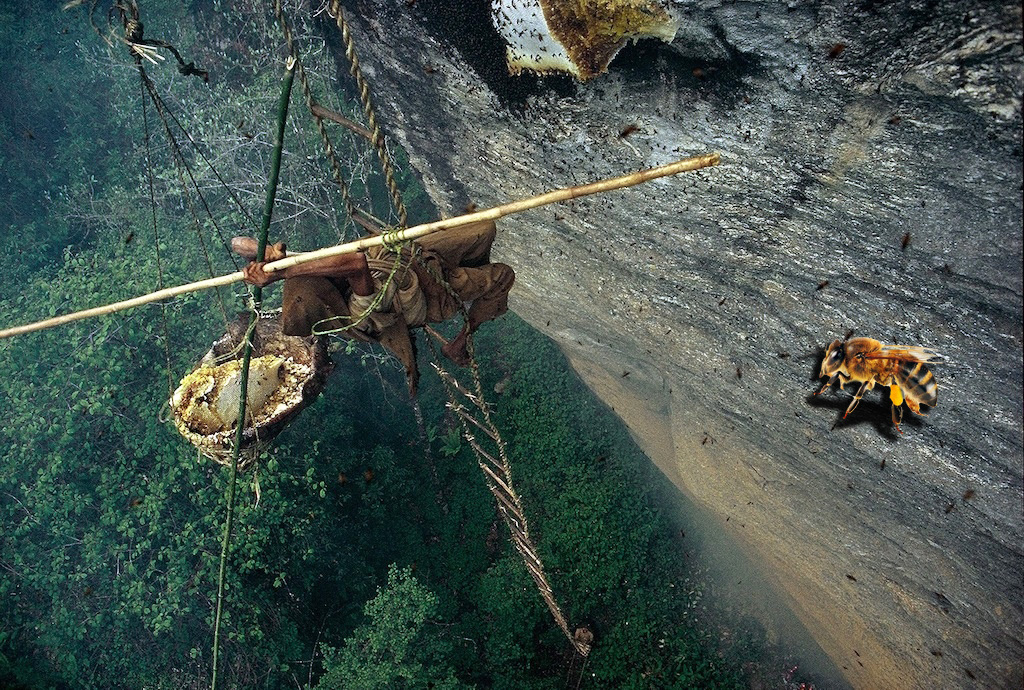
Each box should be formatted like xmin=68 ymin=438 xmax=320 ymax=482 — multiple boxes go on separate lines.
xmin=333 ymin=1 xmax=1022 ymax=687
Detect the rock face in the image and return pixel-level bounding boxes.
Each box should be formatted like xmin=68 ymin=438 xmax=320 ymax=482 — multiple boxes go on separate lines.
xmin=334 ymin=1 xmax=1022 ymax=687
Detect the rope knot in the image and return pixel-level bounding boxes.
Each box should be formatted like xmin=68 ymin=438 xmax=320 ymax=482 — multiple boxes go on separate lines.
xmin=124 ymin=18 xmax=143 ymax=42
xmin=380 ymin=227 xmax=408 ymax=253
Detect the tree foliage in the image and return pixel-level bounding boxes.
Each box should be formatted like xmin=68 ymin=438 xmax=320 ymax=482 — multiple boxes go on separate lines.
xmin=315 ymin=565 xmax=462 ymax=690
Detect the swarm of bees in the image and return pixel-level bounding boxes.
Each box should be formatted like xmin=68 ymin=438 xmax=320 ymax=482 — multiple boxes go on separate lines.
xmin=817 ymin=336 xmax=941 ymax=433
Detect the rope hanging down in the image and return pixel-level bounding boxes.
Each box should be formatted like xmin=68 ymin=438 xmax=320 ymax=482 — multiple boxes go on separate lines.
xmin=327 ymin=0 xmax=408 ymax=228
xmin=274 ymin=0 xmax=408 ymax=236
xmin=428 ymin=334 xmax=592 ymax=657
xmin=139 ymin=69 xmax=175 ymax=400
xmin=274 ymin=0 xmax=362 ymax=237
xmin=137 ymin=66 xmax=232 ymax=325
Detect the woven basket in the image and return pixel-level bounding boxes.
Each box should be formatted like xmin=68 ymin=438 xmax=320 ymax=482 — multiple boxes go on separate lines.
xmin=169 ymin=311 xmax=333 ymax=467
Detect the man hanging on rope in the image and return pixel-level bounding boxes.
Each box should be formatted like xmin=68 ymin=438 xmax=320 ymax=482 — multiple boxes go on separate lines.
xmin=231 ymin=220 xmax=514 ymax=395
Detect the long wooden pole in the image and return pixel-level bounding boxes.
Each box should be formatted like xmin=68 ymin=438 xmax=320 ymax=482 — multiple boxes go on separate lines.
xmin=210 ymin=57 xmax=295 ymax=690
xmin=264 ymin=153 xmax=720 ymax=273
xmin=0 ymin=153 xmax=719 ymax=340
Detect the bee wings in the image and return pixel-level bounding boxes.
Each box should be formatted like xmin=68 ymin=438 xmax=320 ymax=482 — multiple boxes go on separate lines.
xmin=863 ymin=344 xmax=943 ymax=363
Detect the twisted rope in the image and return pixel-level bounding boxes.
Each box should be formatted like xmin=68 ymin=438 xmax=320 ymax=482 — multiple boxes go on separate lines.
xmin=328 ymin=0 xmax=408 ymax=228
xmin=274 ymin=0 xmax=361 ymax=239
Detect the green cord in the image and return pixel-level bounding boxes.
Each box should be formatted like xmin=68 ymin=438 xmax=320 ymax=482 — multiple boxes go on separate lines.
xmin=310 ymin=240 xmax=410 ymax=336
xmin=210 ymin=57 xmax=295 ymax=690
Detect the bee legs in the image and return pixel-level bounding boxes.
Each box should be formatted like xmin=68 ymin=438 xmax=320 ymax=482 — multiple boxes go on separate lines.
xmin=817 ymin=374 xmax=838 ymax=395
xmin=888 ymin=384 xmax=905 ymax=434
xmin=844 ymin=380 xmax=871 ymax=418
xmin=891 ymin=404 xmax=904 ymax=434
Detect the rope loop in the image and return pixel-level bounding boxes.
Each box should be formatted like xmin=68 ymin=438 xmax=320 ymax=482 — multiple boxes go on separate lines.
xmin=310 ymin=245 xmax=405 ymax=336
xmin=380 ymin=227 xmax=410 ymax=253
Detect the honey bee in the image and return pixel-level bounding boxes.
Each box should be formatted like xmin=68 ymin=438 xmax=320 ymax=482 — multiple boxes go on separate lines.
xmin=817 ymin=336 xmax=940 ymax=433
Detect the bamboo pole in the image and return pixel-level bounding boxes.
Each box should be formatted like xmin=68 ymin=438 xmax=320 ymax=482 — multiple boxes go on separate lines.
xmin=264 ymin=152 xmax=720 ymax=273
xmin=210 ymin=56 xmax=295 ymax=690
xmin=0 ymin=152 xmax=719 ymax=340
xmin=0 ymin=273 xmax=245 ymax=339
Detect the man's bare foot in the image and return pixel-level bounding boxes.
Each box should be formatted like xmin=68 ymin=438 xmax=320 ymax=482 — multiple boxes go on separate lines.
xmin=442 ymin=331 xmax=472 ymax=366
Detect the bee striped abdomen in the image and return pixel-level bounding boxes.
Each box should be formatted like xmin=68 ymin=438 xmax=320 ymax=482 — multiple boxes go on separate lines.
xmin=899 ymin=361 xmax=938 ymax=407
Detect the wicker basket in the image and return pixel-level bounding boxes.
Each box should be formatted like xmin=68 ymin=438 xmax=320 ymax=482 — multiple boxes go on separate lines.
xmin=169 ymin=311 xmax=333 ymax=467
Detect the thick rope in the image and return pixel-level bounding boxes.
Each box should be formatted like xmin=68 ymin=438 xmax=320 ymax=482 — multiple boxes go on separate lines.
xmin=274 ymin=0 xmax=361 ymax=239
xmin=328 ymin=1 xmax=408 ymax=228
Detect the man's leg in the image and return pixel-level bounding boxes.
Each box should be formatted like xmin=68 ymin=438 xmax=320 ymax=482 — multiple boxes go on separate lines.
xmin=441 ymin=263 xmax=515 ymax=364
xmin=281 ymin=276 xmax=350 ymax=337
xmin=415 ymin=220 xmax=497 ymax=269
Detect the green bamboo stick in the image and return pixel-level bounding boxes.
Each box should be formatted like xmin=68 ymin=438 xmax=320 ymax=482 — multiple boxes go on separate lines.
xmin=209 ymin=57 xmax=295 ymax=690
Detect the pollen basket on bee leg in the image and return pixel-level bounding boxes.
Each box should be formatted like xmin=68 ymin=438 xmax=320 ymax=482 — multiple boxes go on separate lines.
xmin=889 ymin=384 xmax=904 ymax=407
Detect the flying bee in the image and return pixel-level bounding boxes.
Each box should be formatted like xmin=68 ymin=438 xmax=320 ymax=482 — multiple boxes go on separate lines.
xmin=817 ymin=336 xmax=941 ymax=433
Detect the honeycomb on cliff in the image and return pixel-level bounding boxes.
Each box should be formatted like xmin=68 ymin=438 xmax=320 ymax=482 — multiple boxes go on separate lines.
xmin=491 ymin=0 xmax=679 ymax=80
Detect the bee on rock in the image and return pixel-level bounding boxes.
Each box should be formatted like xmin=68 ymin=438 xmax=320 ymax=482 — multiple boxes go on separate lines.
xmin=817 ymin=336 xmax=941 ymax=433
